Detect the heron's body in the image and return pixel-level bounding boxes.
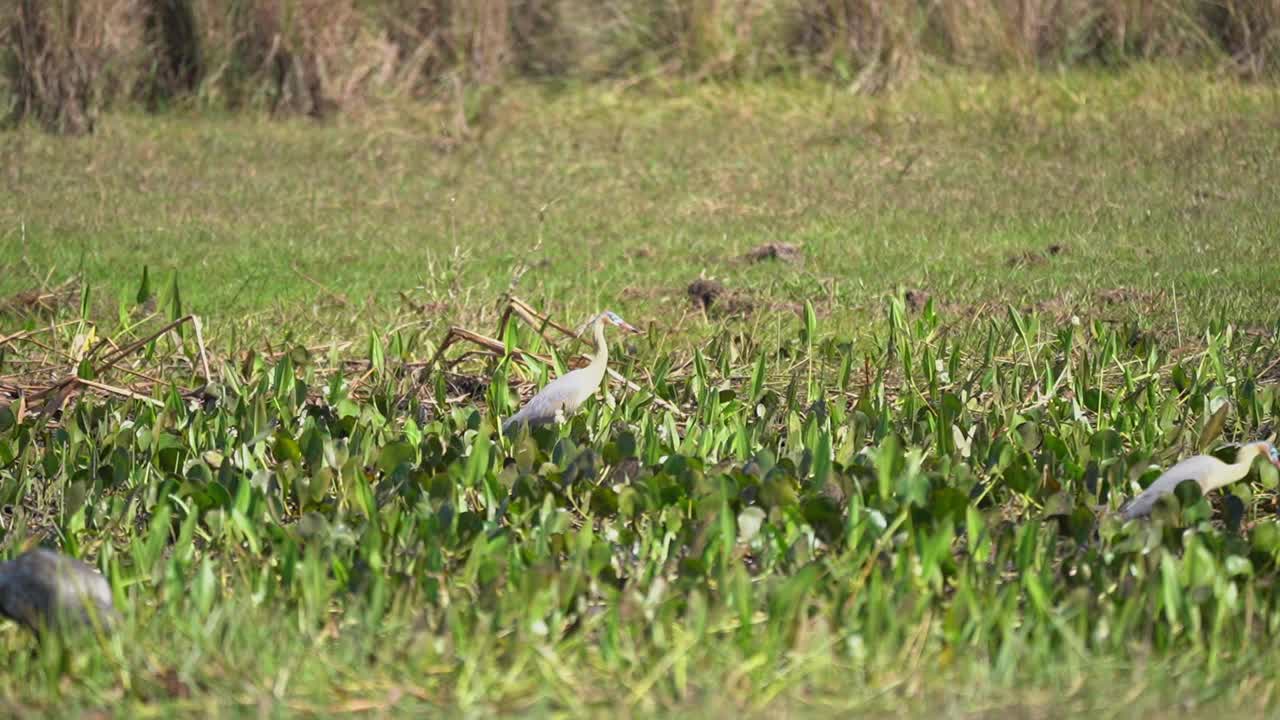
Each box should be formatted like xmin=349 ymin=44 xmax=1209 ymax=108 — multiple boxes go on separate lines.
xmin=502 ymin=311 xmax=639 ymax=433
xmin=0 ymin=547 xmax=117 ymax=633
xmin=1119 ymin=442 xmax=1280 ymax=520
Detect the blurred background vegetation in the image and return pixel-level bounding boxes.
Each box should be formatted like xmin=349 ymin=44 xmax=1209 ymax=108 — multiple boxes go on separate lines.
xmin=2 ymin=0 xmax=1278 ymax=134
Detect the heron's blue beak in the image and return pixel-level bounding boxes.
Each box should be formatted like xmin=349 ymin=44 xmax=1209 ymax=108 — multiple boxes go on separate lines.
xmin=605 ymin=315 xmax=641 ymax=333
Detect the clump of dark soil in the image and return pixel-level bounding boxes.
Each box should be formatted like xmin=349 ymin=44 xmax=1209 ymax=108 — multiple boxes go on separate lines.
xmin=686 ymin=278 xmax=755 ymax=318
xmin=1097 ymin=288 xmax=1139 ymax=305
xmin=687 ymin=278 xmax=726 ymax=310
xmin=744 ymin=242 xmax=802 ymax=264
xmin=904 ymin=288 xmax=932 ymax=312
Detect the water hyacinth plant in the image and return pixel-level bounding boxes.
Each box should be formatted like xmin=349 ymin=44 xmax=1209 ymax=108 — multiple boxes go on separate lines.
xmin=0 ymin=276 xmax=1278 ymax=712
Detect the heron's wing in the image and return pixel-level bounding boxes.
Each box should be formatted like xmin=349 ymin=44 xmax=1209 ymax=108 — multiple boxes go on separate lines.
xmin=1119 ymin=456 xmax=1219 ymax=519
xmin=504 ymin=369 xmax=592 ymax=429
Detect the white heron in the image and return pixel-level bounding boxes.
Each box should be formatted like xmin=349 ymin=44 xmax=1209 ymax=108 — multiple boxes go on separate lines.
xmin=502 ymin=310 xmax=641 ymax=434
xmin=1119 ymin=441 xmax=1280 ymax=520
xmin=0 ymin=547 xmax=118 ymax=634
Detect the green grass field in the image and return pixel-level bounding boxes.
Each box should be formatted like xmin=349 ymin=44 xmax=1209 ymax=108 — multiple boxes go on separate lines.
xmin=2 ymin=67 xmax=1280 ymax=716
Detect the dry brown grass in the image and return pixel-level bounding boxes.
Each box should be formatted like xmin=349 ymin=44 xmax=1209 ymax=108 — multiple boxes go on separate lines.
xmin=1205 ymin=0 xmax=1280 ymax=77
xmin=928 ymin=0 xmax=1228 ymax=68
xmin=192 ymin=0 xmax=402 ymax=116
xmin=3 ymin=0 xmax=1279 ymax=133
xmin=2 ymin=0 xmax=146 ymax=134
xmin=140 ymin=0 xmax=203 ymax=107
xmin=787 ymin=0 xmax=923 ymax=91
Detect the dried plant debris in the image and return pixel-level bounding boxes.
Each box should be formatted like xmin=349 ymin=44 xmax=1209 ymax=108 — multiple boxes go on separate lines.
xmin=1006 ymin=244 xmax=1067 ymax=269
xmin=744 ymin=242 xmax=803 ymax=264
xmin=0 ymin=277 xmax=80 ymax=318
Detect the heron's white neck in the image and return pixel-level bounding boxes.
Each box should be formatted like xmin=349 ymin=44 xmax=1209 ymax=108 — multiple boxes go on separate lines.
xmin=587 ymin=319 xmax=609 ymax=374
xmin=1207 ymin=444 xmax=1263 ymax=491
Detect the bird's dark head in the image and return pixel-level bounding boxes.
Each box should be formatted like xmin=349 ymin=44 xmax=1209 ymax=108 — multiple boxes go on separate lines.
xmin=601 ymin=310 xmax=642 ymax=334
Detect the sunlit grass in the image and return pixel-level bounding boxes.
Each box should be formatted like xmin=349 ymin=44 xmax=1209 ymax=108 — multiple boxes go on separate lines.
xmin=3 ymin=68 xmax=1279 ymax=346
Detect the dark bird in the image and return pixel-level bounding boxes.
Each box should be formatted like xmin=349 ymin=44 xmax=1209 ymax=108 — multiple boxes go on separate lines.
xmin=0 ymin=547 xmax=118 ymax=634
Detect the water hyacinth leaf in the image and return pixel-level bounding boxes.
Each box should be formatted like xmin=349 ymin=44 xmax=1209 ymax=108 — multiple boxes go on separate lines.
xmin=62 ymin=480 xmax=89 ymax=525
xmin=377 ymin=441 xmax=416 ymax=474
xmin=310 ymin=467 xmax=334 ymax=505
xmin=465 ymin=430 xmax=492 ymax=488
xmin=811 ymin=429 xmax=832 ymax=489
xmin=1260 ymin=461 xmax=1279 ymax=490
xmin=801 ymin=496 xmax=843 ymax=543
xmin=1173 ymin=478 xmax=1203 ymax=506
xmin=837 ymin=352 xmax=853 ymax=390
xmin=1082 ymin=388 xmax=1110 ymax=413
xmin=368 ymin=330 xmax=385 ymax=377
xmin=930 ymin=487 xmax=968 ymax=522
xmin=1042 ymin=492 xmax=1072 ymax=518
xmin=1160 ymin=553 xmax=1182 ymax=627
xmin=185 ymin=461 xmax=214 ymax=486
xmin=205 ymin=481 xmax=233 ymax=510
xmin=1089 ymin=429 xmax=1123 ymax=459
xmin=737 ymin=506 xmax=766 ymax=543
xmin=168 ymin=273 xmax=185 ymax=335
xmin=1224 ymin=555 xmax=1253 ymax=577
xmin=1197 ymin=401 xmax=1230 ymax=451
xmin=274 ymin=433 xmax=303 ymax=465
xmin=590 ymin=487 xmax=619 ymax=517
xmin=1015 ymin=421 xmax=1041 ymax=451
xmin=1252 ymin=522 xmax=1280 ymax=555
xmin=136 ymin=264 xmax=152 ymax=305
xmin=965 ymin=505 xmax=989 ymax=562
